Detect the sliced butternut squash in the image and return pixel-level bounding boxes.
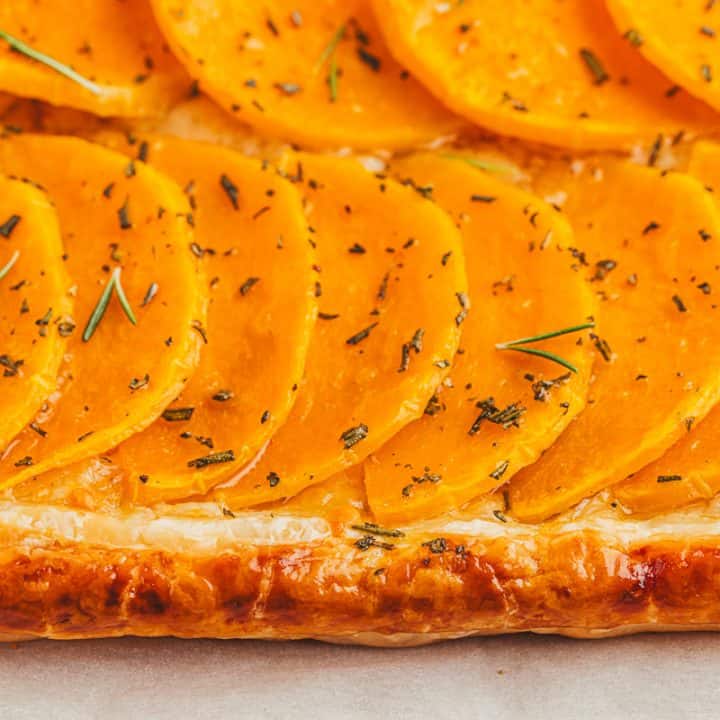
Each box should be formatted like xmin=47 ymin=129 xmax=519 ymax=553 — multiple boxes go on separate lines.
xmin=363 ymin=154 xmax=594 ymax=525
xmin=0 ymin=0 xmax=191 ymax=117
xmin=215 ymin=152 xmax=467 ymax=509
xmin=0 ymin=175 xmax=71 ymax=449
xmin=606 ymin=0 xmax=720 ymax=113
xmin=615 ymin=141 xmax=720 ymax=514
xmin=91 ymin=133 xmax=316 ymax=503
xmin=0 ymin=134 xmax=205 ymax=490
xmin=371 ymin=0 xmax=719 ymax=150
xmin=149 ymin=0 xmax=462 ymax=149
xmin=509 ymin=159 xmax=720 ymax=522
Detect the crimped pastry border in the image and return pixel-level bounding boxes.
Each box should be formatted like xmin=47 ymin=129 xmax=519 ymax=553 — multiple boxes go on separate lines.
xmin=2 ymin=503 xmax=720 ymax=643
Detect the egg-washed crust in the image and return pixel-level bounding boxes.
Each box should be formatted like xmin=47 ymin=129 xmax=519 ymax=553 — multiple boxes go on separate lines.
xmin=1 ymin=503 xmax=720 ymax=643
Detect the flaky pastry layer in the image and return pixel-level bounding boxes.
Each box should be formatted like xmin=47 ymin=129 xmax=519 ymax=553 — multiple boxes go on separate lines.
xmin=2 ymin=498 xmax=720 ymax=643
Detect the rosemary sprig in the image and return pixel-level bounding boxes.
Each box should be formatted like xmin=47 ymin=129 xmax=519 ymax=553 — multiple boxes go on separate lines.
xmin=496 ymin=322 xmax=595 ymax=373
xmin=0 ymin=249 xmax=19 ymax=281
xmin=315 ymin=24 xmax=346 ymax=101
xmin=442 ymin=153 xmax=523 ymax=179
xmin=82 ymin=267 xmax=137 ymax=342
xmin=0 ymin=29 xmax=103 ymax=96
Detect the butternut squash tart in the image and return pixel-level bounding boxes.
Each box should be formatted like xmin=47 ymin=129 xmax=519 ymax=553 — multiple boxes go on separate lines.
xmin=3 ymin=3 xmax=720 ymax=646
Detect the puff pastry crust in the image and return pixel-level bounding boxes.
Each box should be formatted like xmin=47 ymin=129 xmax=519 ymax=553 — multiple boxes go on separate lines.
xmin=2 ymin=498 xmax=720 ymax=644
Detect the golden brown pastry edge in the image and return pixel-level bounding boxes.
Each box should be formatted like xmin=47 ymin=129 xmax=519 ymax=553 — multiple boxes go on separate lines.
xmin=2 ymin=509 xmax=719 ymax=644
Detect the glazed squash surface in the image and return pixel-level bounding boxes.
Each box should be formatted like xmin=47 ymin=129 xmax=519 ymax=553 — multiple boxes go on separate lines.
xmin=0 ymin=0 xmax=190 ymax=117
xmin=0 ymin=175 xmax=71 ymax=450
xmin=149 ymin=0 xmax=462 ymax=149
xmin=605 ymin=0 xmax=720 ymax=114
xmin=92 ymin=133 xmax=317 ymax=503
xmin=0 ymin=134 xmax=205 ymax=492
xmin=215 ymin=152 xmax=467 ymax=510
xmin=371 ymin=0 xmax=720 ymax=149
xmin=508 ymin=159 xmax=720 ymax=522
xmin=614 ymin=141 xmax=720 ymax=514
xmin=363 ymin=154 xmax=595 ymax=525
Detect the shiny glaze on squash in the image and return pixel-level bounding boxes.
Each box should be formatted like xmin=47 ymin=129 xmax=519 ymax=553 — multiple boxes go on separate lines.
xmin=509 ymin=158 xmax=720 ymax=521
xmin=614 ymin=142 xmax=720 ymax=514
xmin=92 ymin=133 xmax=317 ymax=503
xmin=0 ymin=175 xmax=71 ymax=450
xmin=0 ymin=0 xmax=190 ymax=117
xmin=149 ymin=0 xmax=462 ymax=149
xmin=371 ymin=0 xmax=719 ymax=149
xmin=215 ymin=152 xmax=466 ymax=509
xmin=364 ymin=154 xmax=595 ymax=525
xmin=0 ymin=134 xmax=205 ymax=491
xmin=605 ymin=0 xmax=720 ymax=114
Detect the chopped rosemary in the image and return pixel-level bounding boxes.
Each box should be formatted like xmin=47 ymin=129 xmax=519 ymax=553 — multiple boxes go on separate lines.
xmin=0 ymin=249 xmax=19 ymax=281
xmin=187 ymin=449 xmax=236 ymax=469
xmin=350 ymin=522 xmax=405 ymax=538
xmin=162 ymin=407 xmax=195 ymax=422
xmin=495 ymin=321 xmax=595 ymax=373
xmin=220 ymin=174 xmax=240 ymax=210
xmin=579 ymin=48 xmax=609 ymax=85
xmin=82 ymin=266 xmax=137 ymax=342
xmin=0 ymin=30 xmax=103 ymax=96
xmin=657 ymin=474 xmax=682 ymax=483
xmin=0 ymin=214 xmax=20 ymax=238
xmin=340 ymin=423 xmax=368 ymax=448
xmin=346 ymin=322 xmax=378 ymax=345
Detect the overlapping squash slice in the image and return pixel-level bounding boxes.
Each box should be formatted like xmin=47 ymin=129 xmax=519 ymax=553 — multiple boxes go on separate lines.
xmin=92 ymin=133 xmax=316 ymax=503
xmin=363 ymin=155 xmax=594 ymax=525
xmin=614 ymin=142 xmax=720 ymax=514
xmin=371 ymin=0 xmax=719 ymax=150
xmin=149 ymin=0 xmax=461 ymax=149
xmin=215 ymin=152 xmax=467 ymax=509
xmin=605 ymin=0 xmax=720 ymax=113
xmin=0 ymin=134 xmax=205 ymax=490
xmin=0 ymin=0 xmax=190 ymax=117
xmin=508 ymin=158 xmax=720 ymax=522
xmin=0 ymin=175 xmax=71 ymax=449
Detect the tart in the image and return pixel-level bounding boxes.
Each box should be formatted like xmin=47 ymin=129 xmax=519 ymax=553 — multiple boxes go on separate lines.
xmin=1 ymin=0 xmax=720 ymax=645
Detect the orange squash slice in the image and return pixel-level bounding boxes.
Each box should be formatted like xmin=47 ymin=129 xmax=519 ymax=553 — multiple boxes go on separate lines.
xmin=614 ymin=141 xmax=720 ymax=514
xmin=91 ymin=133 xmax=316 ymax=503
xmin=363 ymin=154 xmax=594 ymax=525
xmin=605 ymin=0 xmax=720 ymax=114
xmin=0 ymin=134 xmax=205 ymax=491
xmin=215 ymin=152 xmax=467 ymax=509
xmin=0 ymin=175 xmax=71 ymax=450
xmin=149 ymin=0 xmax=462 ymax=149
xmin=371 ymin=0 xmax=719 ymax=150
xmin=0 ymin=0 xmax=190 ymax=117
xmin=508 ymin=159 xmax=720 ymax=522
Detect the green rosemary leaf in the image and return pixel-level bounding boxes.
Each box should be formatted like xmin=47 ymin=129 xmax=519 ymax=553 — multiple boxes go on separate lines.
xmin=441 ymin=153 xmax=520 ymax=177
xmin=82 ymin=267 xmax=136 ymax=342
xmin=498 ymin=345 xmax=579 ymax=374
xmin=315 ymin=24 xmax=346 ymax=73
xmin=496 ymin=322 xmax=595 ymax=349
xmin=82 ymin=270 xmax=117 ymax=342
xmin=0 ymin=249 xmax=19 ymax=281
xmin=0 ymin=29 xmax=103 ymax=96
xmin=112 ymin=266 xmax=137 ymax=326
